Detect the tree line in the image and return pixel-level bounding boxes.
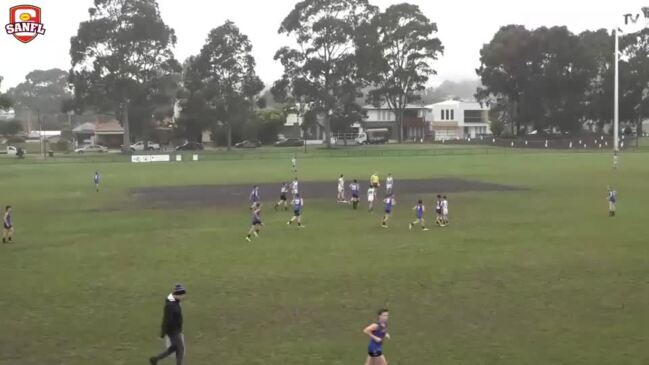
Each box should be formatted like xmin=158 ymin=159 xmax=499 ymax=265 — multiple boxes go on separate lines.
xmin=477 ymin=25 xmax=649 ymax=137
xmin=1 ymin=0 xmax=648 ymax=147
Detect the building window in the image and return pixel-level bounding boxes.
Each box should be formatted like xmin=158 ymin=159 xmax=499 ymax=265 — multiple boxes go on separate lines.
xmin=464 ymin=110 xmax=483 ymax=124
xmin=450 ymin=109 xmax=454 ymax=120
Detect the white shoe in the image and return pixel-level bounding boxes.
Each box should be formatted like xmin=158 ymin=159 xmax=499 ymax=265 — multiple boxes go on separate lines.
xmin=245 ymin=236 xmax=251 ymax=242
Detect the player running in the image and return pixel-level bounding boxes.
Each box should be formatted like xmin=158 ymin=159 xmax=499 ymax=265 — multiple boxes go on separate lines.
xmin=291 ymin=155 xmax=298 ymax=173
xmin=367 ymin=185 xmax=376 ymax=212
xmin=607 ymin=186 xmax=617 ymax=217
xmin=2 ymin=205 xmax=13 ymax=244
xmin=385 ymin=173 xmax=394 ymax=195
xmin=249 ymin=185 xmax=260 ymax=208
xmin=349 ymin=179 xmax=361 ymax=209
xmin=337 ymin=174 xmax=346 ymax=203
xmin=381 ymin=194 xmax=396 ymax=228
xmin=409 ymin=200 xmax=429 ymax=231
xmin=287 ymin=194 xmax=305 ymax=228
xmin=245 ymin=202 xmax=263 ymax=242
xmin=275 ymin=182 xmax=290 ymax=211
xmin=363 ymin=309 xmax=390 ymax=365
xmin=94 ymin=171 xmax=101 ymax=192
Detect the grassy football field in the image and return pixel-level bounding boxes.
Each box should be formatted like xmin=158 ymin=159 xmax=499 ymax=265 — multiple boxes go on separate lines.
xmin=0 ymin=149 xmax=647 ymax=365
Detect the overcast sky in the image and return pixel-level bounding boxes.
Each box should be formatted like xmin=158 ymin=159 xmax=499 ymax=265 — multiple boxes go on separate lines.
xmin=0 ymin=0 xmax=647 ymax=91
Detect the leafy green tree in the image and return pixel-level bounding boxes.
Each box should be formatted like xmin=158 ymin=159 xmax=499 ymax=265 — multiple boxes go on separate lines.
xmin=189 ymin=21 xmax=264 ymax=150
xmin=577 ymin=29 xmax=614 ymax=130
xmin=0 ymin=120 xmax=24 ymax=137
xmin=621 ymin=28 xmax=649 ymax=138
xmin=477 ymin=26 xmax=534 ymax=135
xmin=175 ymin=56 xmax=212 ymax=142
xmin=69 ymin=0 xmax=180 ymax=147
xmin=359 ymin=3 xmax=443 ymax=142
xmin=273 ymin=0 xmax=376 ymax=148
xmin=0 ymin=77 xmax=12 ymax=110
xmin=7 ymin=68 xmax=72 ymax=129
xmin=490 ymin=119 xmax=505 ymax=137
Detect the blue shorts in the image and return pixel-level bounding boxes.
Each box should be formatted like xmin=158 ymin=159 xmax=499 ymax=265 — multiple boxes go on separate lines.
xmin=294 ymin=210 xmax=301 ymax=217
xmin=417 ymin=214 xmax=423 ymax=220
xmin=252 ymin=219 xmax=262 ymax=226
xmin=352 ymin=193 xmax=359 ymax=198
xmin=368 ymin=349 xmax=383 ymax=357
xmin=385 ymin=209 xmax=391 ymax=214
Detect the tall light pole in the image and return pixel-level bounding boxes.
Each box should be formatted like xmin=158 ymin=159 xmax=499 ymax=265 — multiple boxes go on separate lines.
xmin=614 ymin=28 xmax=620 ymax=153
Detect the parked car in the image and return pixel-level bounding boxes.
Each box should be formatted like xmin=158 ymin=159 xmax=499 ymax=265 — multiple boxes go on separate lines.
xmin=273 ymin=138 xmax=305 ymax=147
xmin=175 ymin=142 xmax=204 ymax=151
xmin=74 ymin=144 xmax=108 ymax=153
xmin=234 ymin=140 xmax=262 ymax=148
xmin=130 ymin=141 xmax=161 ymax=151
xmin=5 ymin=146 xmax=18 ymax=155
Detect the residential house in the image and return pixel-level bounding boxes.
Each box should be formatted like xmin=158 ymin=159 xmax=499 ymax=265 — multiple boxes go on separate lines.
xmin=362 ymin=104 xmax=429 ymax=140
xmin=72 ymin=118 xmax=124 ymax=148
xmin=426 ymin=100 xmax=491 ymax=140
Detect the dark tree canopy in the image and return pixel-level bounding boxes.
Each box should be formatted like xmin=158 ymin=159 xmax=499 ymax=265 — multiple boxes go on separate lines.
xmin=0 ymin=77 xmax=12 ymax=110
xmin=179 ymin=20 xmax=264 ymax=149
xmin=8 ymin=69 xmax=72 ymax=117
xmin=273 ymin=0 xmax=376 ymax=147
xmin=359 ymin=3 xmax=443 ymax=142
xmin=69 ymin=0 xmax=180 ymax=139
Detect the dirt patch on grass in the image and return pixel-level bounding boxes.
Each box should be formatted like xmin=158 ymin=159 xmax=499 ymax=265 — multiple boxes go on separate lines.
xmin=130 ymin=178 xmax=522 ymax=209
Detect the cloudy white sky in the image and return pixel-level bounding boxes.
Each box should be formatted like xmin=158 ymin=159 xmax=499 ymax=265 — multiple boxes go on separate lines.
xmin=0 ymin=0 xmax=647 ymax=91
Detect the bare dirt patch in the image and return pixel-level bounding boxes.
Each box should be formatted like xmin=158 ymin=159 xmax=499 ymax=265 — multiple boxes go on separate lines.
xmin=130 ymin=178 xmax=522 ymax=209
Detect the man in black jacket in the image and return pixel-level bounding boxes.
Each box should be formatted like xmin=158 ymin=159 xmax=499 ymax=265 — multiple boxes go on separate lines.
xmin=150 ymin=284 xmax=187 ymax=365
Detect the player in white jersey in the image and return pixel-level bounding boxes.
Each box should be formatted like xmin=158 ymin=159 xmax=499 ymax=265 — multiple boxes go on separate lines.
xmin=337 ymin=174 xmax=346 ymax=203
xmin=440 ymin=195 xmax=449 ymax=227
xmin=385 ymin=173 xmax=394 ymax=195
xmin=367 ymin=186 xmax=376 ymax=212
xmin=291 ymin=177 xmax=299 ymax=197
xmin=291 ymin=155 xmax=298 ymax=172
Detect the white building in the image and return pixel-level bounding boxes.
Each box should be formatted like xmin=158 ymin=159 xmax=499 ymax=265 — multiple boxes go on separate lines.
xmin=0 ymin=108 xmax=15 ymax=121
xmin=426 ymin=100 xmax=491 ymax=140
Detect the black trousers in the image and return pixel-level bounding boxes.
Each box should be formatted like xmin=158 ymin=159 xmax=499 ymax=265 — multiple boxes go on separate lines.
xmin=153 ymin=333 xmax=184 ymax=365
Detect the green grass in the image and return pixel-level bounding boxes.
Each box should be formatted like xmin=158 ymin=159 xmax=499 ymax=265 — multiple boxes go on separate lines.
xmin=0 ymin=149 xmax=648 ymax=364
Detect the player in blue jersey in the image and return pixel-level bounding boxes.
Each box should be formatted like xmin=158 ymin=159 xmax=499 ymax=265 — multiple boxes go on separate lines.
xmin=381 ymin=194 xmax=396 ymax=228
xmin=409 ymin=199 xmax=429 ymax=231
xmin=2 ymin=205 xmax=13 ymax=244
xmin=287 ymin=194 xmax=304 ymax=228
xmin=607 ymin=186 xmax=617 ymax=217
xmin=94 ymin=171 xmax=101 ymax=192
xmin=349 ymin=179 xmax=361 ymax=210
xmin=245 ymin=202 xmax=263 ymax=242
xmin=249 ymin=185 xmax=260 ymax=209
xmin=363 ymin=309 xmax=390 ymax=365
